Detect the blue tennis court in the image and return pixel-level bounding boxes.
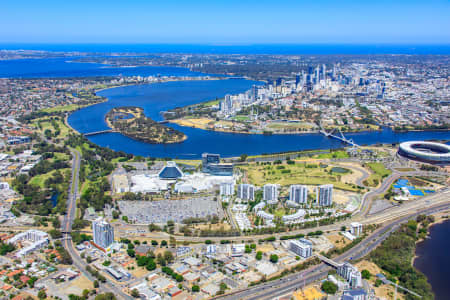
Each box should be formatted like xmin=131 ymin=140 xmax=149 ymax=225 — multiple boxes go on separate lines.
xmin=409 ymin=189 xmax=424 ymax=196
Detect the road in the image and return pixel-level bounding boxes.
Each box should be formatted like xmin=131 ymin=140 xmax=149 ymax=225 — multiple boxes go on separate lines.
xmin=62 ymin=149 xmax=132 ymax=300
xmin=216 ymin=201 xmax=450 ymax=300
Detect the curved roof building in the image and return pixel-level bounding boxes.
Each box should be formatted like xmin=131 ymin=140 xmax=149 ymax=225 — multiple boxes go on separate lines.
xmin=398 ymin=141 xmax=450 ymax=163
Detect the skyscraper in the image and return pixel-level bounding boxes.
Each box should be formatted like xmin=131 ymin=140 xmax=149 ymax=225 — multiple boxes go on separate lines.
xmin=92 ymin=217 xmax=114 ymax=249
xmin=316 ymin=184 xmax=333 ymax=206
xmin=289 ymin=185 xmax=308 ymax=204
xmin=263 ymin=184 xmax=278 ymax=204
xmin=238 ymin=184 xmax=255 ymax=201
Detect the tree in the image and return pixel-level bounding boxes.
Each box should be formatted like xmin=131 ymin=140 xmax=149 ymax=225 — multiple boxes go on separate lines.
xmin=131 ymin=289 xmax=140 ymax=298
xmin=192 ymin=285 xmax=200 ymax=292
xmin=164 ymin=250 xmax=174 ymax=263
xmin=94 ymin=293 xmax=116 ymax=300
xmin=240 ymin=154 xmax=248 ymax=162
xmin=38 ymin=289 xmax=47 ymax=300
xmin=112 ymin=210 xmax=119 ymax=219
xmin=361 ymin=269 xmax=371 ymax=279
xmin=146 ymin=259 xmax=156 ymax=271
xmin=93 ymin=280 xmax=99 ymax=288
xmin=256 ymin=251 xmax=263 ymax=260
xmin=321 ymin=281 xmax=338 ymax=294
xmin=161 ymin=240 xmax=167 ymax=247
xmin=269 ymin=254 xmax=278 ymax=263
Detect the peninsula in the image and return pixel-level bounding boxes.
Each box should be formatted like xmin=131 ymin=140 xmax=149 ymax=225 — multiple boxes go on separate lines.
xmin=105 ymin=106 xmax=186 ymax=144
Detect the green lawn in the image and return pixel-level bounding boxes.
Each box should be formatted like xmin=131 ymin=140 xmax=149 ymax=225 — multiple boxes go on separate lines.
xmin=29 ymin=168 xmax=70 ymax=188
xmin=241 ymin=162 xmax=358 ymax=192
xmin=232 ymin=115 xmax=250 ymax=122
xmin=34 ymin=118 xmax=72 ymax=138
xmin=367 ymin=162 xmax=391 ymax=177
xmin=40 ymin=104 xmax=81 ymax=113
xmin=364 ymin=162 xmax=392 ymax=187
xmin=314 ymin=151 xmax=349 ymax=159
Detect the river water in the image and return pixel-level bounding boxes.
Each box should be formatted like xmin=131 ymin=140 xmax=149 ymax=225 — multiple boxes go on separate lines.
xmin=68 ymin=79 xmax=450 ymax=158
xmin=414 ymin=220 xmax=450 ymax=299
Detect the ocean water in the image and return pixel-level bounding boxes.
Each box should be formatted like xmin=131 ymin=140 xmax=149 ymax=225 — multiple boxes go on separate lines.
xmin=0 ymin=57 xmax=205 ymax=78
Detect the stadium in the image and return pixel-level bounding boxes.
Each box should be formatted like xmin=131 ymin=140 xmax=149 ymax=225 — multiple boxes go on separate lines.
xmin=398 ymin=141 xmax=450 ymax=164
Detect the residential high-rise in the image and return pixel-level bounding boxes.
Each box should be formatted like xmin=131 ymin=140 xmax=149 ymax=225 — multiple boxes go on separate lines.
xmin=92 ymin=218 xmax=114 ymax=249
xmin=238 ymin=184 xmax=255 ymax=201
xmin=220 ymin=182 xmax=234 ymax=196
xmin=316 ymin=184 xmax=333 ymax=206
xmin=263 ymin=184 xmax=278 ymax=204
xmin=350 ymin=222 xmax=363 ymax=236
xmin=289 ymin=185 xmax=308 ymax=204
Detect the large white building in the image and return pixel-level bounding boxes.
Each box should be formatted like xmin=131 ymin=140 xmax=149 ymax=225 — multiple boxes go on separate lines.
xmin=289 ymin=185 xmax=308 ymax=204
xmin=316 ymin=184 xmax=333 ymax=206
xmin=8 ymin=230 xmax=49 ymax=258
xmin=282 ymin=209 xmax=306 ymax=223
xmin=92 ymin=218 xmax=114 ymax=249
xmin=263 ymin=184 xmax=278 ymax=204
xmin=220 ymin=182 xmax=234 ymax=196
xmin=238 ymin=184 xmax=255 ymax=201
xmin=289 ymin=238 xmax=313 ymax=258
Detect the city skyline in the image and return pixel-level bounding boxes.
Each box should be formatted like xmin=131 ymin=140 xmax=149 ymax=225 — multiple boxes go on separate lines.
xmin=1 ymin=0 xmax=449 ymax=44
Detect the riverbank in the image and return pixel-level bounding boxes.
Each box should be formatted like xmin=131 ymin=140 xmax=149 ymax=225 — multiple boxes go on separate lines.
xmin=414 ymin=216 xmax=450 ymax=299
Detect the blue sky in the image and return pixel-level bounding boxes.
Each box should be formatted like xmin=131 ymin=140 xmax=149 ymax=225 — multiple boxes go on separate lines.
xmin=1 ymin=0 xmax=449 ymax=44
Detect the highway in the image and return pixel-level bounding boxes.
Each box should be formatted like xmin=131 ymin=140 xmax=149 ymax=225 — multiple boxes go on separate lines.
xmin=62 ymin=149 xmax=132 ymax=300
xmin=216 ymin=201 xmax=450 ymax=300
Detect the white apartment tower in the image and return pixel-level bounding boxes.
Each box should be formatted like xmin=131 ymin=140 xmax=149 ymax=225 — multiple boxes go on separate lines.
xmin=220 ymin=182 xmax=234 ymax=196
xmin=316 ymin=184 xmax=333 ymax=206
xmin=92 ymin=217 xmax=114 ymax=249
xmin=289 ymin=185 xmax=308 ymax=204
xmin=263 ymin=184 xmax=278 ymax=204
xmin=350 ymin=222 xmax=363 ymax=237
xmin=237 ymin=184 xmax=255 ymax=201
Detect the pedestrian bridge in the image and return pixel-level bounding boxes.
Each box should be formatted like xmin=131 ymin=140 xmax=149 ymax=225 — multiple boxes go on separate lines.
xmin=316 ymin=254 xmax=341 ymax=268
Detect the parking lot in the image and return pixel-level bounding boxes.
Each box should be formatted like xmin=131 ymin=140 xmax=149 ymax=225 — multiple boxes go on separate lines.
xmin=118 ymin=197 xmax=223 ymax=224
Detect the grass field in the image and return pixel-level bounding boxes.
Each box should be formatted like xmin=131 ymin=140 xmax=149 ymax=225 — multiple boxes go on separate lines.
xmin=232 ymin=115 xmax=250 ymax=122
xmin=29 ymin=168 xmax=71 ymax=188
xmin=240 ymin=162 xmax=359 ymax=192
xmin=34 ymin=118 xmax=72 ymax=139
xmin=312 ymin=150 xmax=349 ymax=159
xmin=364 ymin=162 xmax=392 ymax=187
xmin=40 ymin=104 xmax=81 ymax=113
xmin=266 ymin=122 xmax=315 ymax=130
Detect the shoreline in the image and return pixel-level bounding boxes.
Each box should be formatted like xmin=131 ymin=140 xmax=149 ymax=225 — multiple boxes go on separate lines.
xmin=168 ymin=119 xmax=385 ymax=135
xmin=413 ymin=213 xmax=450 ymax=295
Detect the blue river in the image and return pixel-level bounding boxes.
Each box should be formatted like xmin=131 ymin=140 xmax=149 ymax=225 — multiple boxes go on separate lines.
xmin=68 ymin=79 xmax=450 ymax=159
xmin=415 ymin=220 xmax=450 ymax=299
